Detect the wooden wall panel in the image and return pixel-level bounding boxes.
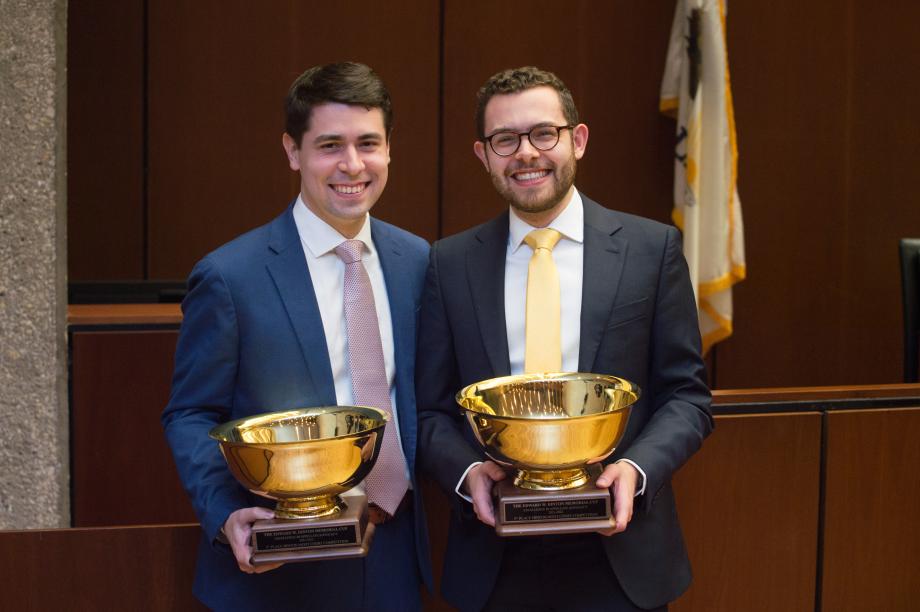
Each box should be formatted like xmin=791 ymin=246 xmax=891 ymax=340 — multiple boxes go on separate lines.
xmin=64 ymin=320 xmax=920 ymax=609
xmin=146 ymin=0 xmax=439 ymax=280
xmin=0 ymin=524 xmax=204 ymax=611
xmin=146 ymin=1 xmax=294 ymax=282
xmin=672 ymin=412 xmax=822 ymax=612
xmin=70 ymin=329 xmax=196 ymax=526
xmin=715 ymin=1 xmax=920 ymax=387
xmin=715 ymin=1 xmax=852 ymax=388
xmin=822 ymin=407 xmax=920 ymax=610
xmin=441 ymin=1 xmax=676 ymax=236
xmin=845 ymin=3 xmax=920 ymax=384
xmin=67 ymin=0 xmax=145 ymax=280
xmin=68 ymin=1 xmax=920 ymax=388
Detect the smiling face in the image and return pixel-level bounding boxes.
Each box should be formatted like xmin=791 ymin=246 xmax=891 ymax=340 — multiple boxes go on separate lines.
xmin=282 ymin=102 xmax=390 ymax=238
xmin=474 ymin=86 xmax=588 ymax=226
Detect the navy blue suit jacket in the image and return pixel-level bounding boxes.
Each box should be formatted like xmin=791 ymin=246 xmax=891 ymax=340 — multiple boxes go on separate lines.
xmin=416 ymin=195 xmax=713 ymax=611
xmin=162 ymin=203 xmax=432 ymax=611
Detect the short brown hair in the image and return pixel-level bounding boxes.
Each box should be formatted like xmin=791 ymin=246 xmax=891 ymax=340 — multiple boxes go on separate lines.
xmin=285 ymin=62 xmax=392 ymax=145
xmin=475 ymin=66 xmax=579 ymax=139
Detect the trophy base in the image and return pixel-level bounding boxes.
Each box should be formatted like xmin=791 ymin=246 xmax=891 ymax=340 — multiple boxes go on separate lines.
xmin=495 ymin=465 xmax=614 ymax=537
xmin=250 ymin=493 xmax=375 ymax=564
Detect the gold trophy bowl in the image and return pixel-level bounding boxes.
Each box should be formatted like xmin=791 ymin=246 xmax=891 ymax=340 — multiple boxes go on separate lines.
xmin=457 ymin=373 xmax=639 ymax=537
xmin=456 ymin=373 xmax=639 ymax=491
xmin=209 ymin=406 xmax=388 ymax=518
xmin=209 ymin=406 xmax=388 ymax=563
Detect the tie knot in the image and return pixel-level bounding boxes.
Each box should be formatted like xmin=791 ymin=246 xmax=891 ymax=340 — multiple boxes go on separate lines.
xmin=524 ymin=228 xmax=562 ymax=252
xmin=335 ymin=240 xmax=364 ymax=264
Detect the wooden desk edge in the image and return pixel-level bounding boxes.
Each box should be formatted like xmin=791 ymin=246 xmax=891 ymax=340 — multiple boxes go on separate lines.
xmin=66 ymin=305 xmax=920 ymax=403
xmin=714 ymin=384 xmax=920 ymax=404
xmin=68 ymin=303 xmax=182 ymax=326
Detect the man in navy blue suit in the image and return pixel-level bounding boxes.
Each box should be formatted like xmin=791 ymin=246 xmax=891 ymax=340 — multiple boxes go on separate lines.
xmin=162 ymin=62 xmax=431 ymax=612
xmin=417 ymin=67 xmax=713 ymax=611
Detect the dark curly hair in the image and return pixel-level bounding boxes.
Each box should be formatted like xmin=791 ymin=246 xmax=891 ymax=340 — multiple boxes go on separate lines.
xmin=475 ymin=66 xmax=579 ymax=139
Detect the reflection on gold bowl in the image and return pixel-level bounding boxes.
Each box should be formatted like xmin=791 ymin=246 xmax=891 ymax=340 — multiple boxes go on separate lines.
xmin=209 ymin=406 xmax=388 ymax=519
xmin=456 ymin=373 xmax=639 ymax=491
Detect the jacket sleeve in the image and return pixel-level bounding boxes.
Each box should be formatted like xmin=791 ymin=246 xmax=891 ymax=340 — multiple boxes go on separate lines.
xmin=161 ymin=256 xmax=250 ymax=544
xmin=416 ymin=242 xmax=485 ymax=516
xmin=620 ymin=226 xmax=714 ymax=513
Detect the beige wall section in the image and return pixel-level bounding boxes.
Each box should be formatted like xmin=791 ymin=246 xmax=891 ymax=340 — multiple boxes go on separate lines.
xmin=0 ymin=0 xmax=68 ymax=528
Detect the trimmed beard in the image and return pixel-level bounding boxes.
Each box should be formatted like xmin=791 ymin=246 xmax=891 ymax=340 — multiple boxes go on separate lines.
xmin=491 ymin=152 xmax=577 ymax=215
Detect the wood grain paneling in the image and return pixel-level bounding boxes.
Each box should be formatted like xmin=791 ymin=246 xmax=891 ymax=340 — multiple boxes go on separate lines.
xmin=70 ymin=329 xmax=195 ymax=526
xmin=68 ymin=1 xmax=920 ymax=389
xmin=713 ymin=383 xmax=920 ymax=405
xmin=67 ymin=0 xmax=145 ymax=280
xmin=672 ymin=412 xmax=822 ymax=612
xmin=822 ymin=407 xmax=920 ymax=611
xmin=715 ymin=1 xmax=852 ymax=388
xmin=146 ymin=0 xmax=439 ymax=280
xmin=714 ymin=1 xmax=920 ymax=387
xmin=845 ymin=3 xmax=920 ymax=384
xmin=0 ymin=524 xmax=204 ymax=611
xmin=441 ymin=1 xmax=676 ymax=236
xmin=68 ymin=303 xmax=182 ymax=325
xmin=65 ymin=321 xmax=920 ymax=610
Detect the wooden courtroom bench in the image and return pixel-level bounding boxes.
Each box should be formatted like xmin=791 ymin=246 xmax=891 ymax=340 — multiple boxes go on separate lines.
xmin=4 ymin=305 xmax=909 ymax=611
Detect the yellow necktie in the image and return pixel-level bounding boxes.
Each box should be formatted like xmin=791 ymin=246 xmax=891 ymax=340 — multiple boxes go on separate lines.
xmin=523 ymin=228 xmax=563 ymax=373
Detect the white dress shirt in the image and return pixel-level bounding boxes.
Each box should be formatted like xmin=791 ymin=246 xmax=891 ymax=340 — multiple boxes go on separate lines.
xmin=292 ymin=196 xmax=409 ymax=486
xmin=457 ymin=189 xmax=646 ymax=499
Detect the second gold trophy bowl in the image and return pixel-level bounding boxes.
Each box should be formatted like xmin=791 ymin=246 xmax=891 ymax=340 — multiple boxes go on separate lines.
xmin=457 ymin=373 xmax=639 ymax=491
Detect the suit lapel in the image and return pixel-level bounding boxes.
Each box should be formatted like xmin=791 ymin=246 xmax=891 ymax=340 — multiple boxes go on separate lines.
xmin=578 ymin=197 xmax=627 ymax=372
xmin=467 ymin=213 xmax=512 ymax=377
xmin=265 ymin=204 xmax=337 ymax=405
xmin=372 ymin=219 xmax=418 ymax=470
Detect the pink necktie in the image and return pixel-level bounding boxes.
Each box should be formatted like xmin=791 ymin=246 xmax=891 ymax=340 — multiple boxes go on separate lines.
xmin=335 ymin=240 xmax=409 ymax=516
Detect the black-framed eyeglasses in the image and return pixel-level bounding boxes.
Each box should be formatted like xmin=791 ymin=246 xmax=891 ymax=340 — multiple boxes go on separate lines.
xmin=483 ymin=125 xmax=575 ymax=157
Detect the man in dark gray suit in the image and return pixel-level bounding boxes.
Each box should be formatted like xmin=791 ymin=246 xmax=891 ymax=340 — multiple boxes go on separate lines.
xmin=416 ymin=66 xmax=713 ymax=611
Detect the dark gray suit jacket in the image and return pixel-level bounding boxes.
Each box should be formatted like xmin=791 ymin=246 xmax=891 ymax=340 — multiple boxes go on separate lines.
xmin=416 ymin=194 xmax=713 ymax=611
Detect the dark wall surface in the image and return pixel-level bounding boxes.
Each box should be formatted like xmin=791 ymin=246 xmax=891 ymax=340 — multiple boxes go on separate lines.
xmin=67 ymin=1 xmax=145 ymax=279
xmin=67 ymin=1 xmax=920 ymax=387
xmin=145 ymin=1 xmax=440 ymax=278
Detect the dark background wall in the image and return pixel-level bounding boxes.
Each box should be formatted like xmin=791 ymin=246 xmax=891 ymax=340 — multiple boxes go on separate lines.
xmin=67 ymin=0 xmax=920 ymax=388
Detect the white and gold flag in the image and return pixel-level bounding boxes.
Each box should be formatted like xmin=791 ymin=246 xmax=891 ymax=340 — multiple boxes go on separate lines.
xmin=660 ymin=0 xmax=746 ymax=354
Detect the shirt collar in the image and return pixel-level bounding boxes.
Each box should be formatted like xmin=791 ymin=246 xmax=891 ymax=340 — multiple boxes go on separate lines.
xmin=292 ymin=194 xmax=374 ymax=259
xmin=508 ymin=188 xmax=584 ymax=253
